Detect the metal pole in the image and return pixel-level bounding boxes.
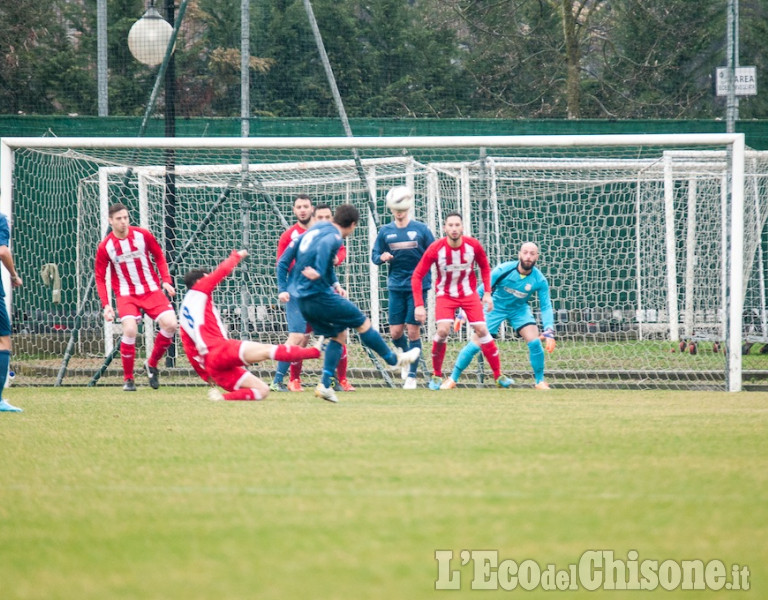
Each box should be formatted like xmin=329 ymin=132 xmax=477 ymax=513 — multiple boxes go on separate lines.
xmin=164 ymin=0 xmax=177 ymax=366
xmin=302 ymin=0 xmax=381 ymax=229
xmin=239 ymin=0 xmax=252 ymax=338
xmin=241 ymin=0 xmax=250 ymax=141
xmin=97 ymin=0 xmax=108 ymax=116
xmin=726 ymin=0 xmax=739 ymax=133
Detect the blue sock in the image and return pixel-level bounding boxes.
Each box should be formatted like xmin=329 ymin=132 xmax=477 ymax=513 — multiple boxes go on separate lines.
xmin=451 ymin=342 xmax=480 ymax=382
xmin=273 ymin=361 xmax=289 ymax=383
xmin=359 ymin=328 xmax=397 ymax=365
xmin=407 ymin=338 xmax=422 ymax=376
xmin=322 ymin=340 xmax=344 ymax=387
xmin=0 ymin=350 xmax=9 ymax=399
xmin=392 ymin=335 xmax=408 ymax=353
xmin=528 ymin=339 xmax=545 ymax=384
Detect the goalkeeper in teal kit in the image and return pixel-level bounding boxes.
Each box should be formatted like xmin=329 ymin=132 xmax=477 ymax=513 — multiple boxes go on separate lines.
xmin=441 ymin=242 xmax=555 ymax=390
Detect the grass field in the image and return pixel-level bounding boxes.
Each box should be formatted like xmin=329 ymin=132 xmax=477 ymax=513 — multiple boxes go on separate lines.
xmin=1 ymin=386 xmax=766 ymax=599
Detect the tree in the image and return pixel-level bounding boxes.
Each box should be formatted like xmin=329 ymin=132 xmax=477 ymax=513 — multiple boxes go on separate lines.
xmin=80 ymin=0 xmax=157 ymax=117
xmin=0 ymin=1 xmax=92 ymax=114
xmin=174 ymin=0 xmax=274 ymax=117
xmin=732 ymin=0 xmax=768 ymax=120
xmin=588 ymin=0 xmax=724 ymax=118
xmin=256 ymin=0 xmax=471 ymax=118
xmin=557 ymin=0 xmax=606 ymax=119
xmin=1 ymin=0 xmax=767 ymax=120
xmin=427 ymin=0 xmax=568 ymax=118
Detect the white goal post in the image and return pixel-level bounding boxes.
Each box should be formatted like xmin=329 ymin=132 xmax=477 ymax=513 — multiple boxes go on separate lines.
xmin=1 ymin=134 xmax=760 ymax=391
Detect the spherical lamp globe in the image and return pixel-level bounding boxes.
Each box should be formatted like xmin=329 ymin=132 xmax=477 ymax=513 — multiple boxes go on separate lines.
xmin=128 ymin=6 xmax=173 ymax=67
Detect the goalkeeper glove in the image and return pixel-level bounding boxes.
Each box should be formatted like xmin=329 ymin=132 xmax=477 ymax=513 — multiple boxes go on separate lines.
xmin=540 ymin=327 xmax=556 ymax=353
xmin=453 ymin=309 xmax=467 ymax=332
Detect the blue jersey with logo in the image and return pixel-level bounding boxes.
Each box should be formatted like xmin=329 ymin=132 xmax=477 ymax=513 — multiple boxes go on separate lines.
xmin=277 ymin=221 xmax=342 ymax=299
xmin=479 ymin=260 xmax=554 ymax=330
xmin=371 ymin=219 xmax=434 ymax=291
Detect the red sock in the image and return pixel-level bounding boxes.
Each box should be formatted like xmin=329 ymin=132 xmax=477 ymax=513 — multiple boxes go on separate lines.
xmin=224 ymin=388 xmax=262 ymax=401
xmin=121 ymin=340 xmax=136 ymax=380
xmin=336 ymin=344 xmax=348 ymax=380
xmin=148 ymin=331 xmax=173 ymax=368
xmin=289 ymin=360 xmax=303 ymax=381
xmin=432 ymin=340 xmax=447 ymax=377
xmin=273 ymin=344 xmax=320 ymax=363
xmin=480 ymin=339 xmax=502 ymax=379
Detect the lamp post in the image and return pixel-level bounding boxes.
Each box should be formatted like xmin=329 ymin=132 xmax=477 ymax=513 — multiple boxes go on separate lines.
xmin=128 ymin=0 xmax=177 ymax=366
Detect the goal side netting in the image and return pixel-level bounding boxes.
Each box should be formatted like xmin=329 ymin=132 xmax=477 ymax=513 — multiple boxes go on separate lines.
xmin=1 ymin=134 xmax=762 ymax=391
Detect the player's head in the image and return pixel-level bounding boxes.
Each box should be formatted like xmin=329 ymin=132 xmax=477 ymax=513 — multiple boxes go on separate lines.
xmin=443 ymin=211 xmax=463 ymax=242
xmin=313 ymin=203 xmax=333 ymax=222
xmin=183 ymin=268 xmax=207 ymax=289
xmin=108 ymin=203 xmax=130 ymax=237
xmin=109 ymin=202 xmax=129 ymax=218
xmin=518 ymin=242 xmax=539 ymax=272
xmin=333 ymin=204 xmax=360 ymax=238
xmin=293 ymin=194 xmax=314 ymax=227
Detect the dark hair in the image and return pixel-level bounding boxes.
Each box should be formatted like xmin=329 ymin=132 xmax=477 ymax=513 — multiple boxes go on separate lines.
xmin=444 ymin=211 xmax=462 ymax=223
xmin=314 ymin=203 xmax=332 ymax=213
xmin=109 ymin=202 xmax=129 ymax=217
xmin=184 ymin=268 xmax=207 ymax=289
xmin=333 ymin=204 xmax=360 ymax=228
xmin=294 ymin=193 xmax=312 ymax=205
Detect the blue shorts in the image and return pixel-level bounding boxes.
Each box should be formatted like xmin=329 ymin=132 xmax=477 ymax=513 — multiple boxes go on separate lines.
xmin=284 ymin=297 xmax=309 ymax=334
xmin=0 ymin=299 xmax=10 ymax=336
xmin=298 ymin=292 xmax=367 ymax=338
xmin=485 ymin=304 xmax=536 ymax=336
xmin=388 ymin=289 xmax=424 ymax=326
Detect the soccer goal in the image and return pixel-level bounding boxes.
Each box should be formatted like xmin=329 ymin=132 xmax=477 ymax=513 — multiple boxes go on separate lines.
xmin=1 ymin=134 xmax=764 ymax=391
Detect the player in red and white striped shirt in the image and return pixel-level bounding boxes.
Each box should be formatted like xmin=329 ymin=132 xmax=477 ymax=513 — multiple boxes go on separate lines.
xmin=94 ymin=203 xmax=178 ymax=391
xmin=180 ymin=250 xmax=320 ymax=401
xmin=411 ymin=212 xmax=513 ymax=390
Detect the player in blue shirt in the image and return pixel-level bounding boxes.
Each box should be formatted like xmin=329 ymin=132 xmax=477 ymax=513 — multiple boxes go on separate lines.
xmin=371 ymin=186 xmax=434 ymax=389
xmin=277 ymin=204 xmax=421 ymax=402
xmin=441 ymin=242 xmax=555 ymax=390
xmin=0 ymin=213 xmax=23 ymax=412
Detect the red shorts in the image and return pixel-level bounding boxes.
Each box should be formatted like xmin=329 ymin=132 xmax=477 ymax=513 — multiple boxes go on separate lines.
xmin=117 ymin=290 xmax=174 ymax=321
xmin=204 ymin=339 xmax=250 ymax=392
xmin=435 ymin=294 xmax=486 ymax=324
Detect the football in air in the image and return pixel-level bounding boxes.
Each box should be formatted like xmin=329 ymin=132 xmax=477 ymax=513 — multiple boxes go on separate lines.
xmin=386 ymin=186 xmax=414 ymax=211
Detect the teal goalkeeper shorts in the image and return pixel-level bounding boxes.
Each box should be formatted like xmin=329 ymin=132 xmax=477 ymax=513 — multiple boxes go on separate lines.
xmin=484 ymin=304 xmax=536 ymax=336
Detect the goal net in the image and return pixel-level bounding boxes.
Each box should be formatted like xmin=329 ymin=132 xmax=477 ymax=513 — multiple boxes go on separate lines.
xmin=1 ymin=134 xmax=763 ymax=391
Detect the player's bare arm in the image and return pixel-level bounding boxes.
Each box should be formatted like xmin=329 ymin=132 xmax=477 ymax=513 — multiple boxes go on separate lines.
xmin=482 ymin=292 xmax=494 ymax=313
xmin=162 ymin=282 xmax=176 ymax=297
xmin=332 ymin=281 xmax=348 ymax=298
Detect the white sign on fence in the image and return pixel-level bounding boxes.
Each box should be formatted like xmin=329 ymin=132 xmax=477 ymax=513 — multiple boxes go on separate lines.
xmin=716 ymin=66 xmax=758 ymax=96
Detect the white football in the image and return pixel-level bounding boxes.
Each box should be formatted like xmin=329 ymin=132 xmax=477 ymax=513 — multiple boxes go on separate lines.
xmin=386 ymin=186 xmax=414 ymax=211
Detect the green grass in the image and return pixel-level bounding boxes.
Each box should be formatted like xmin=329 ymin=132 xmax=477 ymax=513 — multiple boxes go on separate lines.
xmin=1 ymin=387 xmax=766 ymax=599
